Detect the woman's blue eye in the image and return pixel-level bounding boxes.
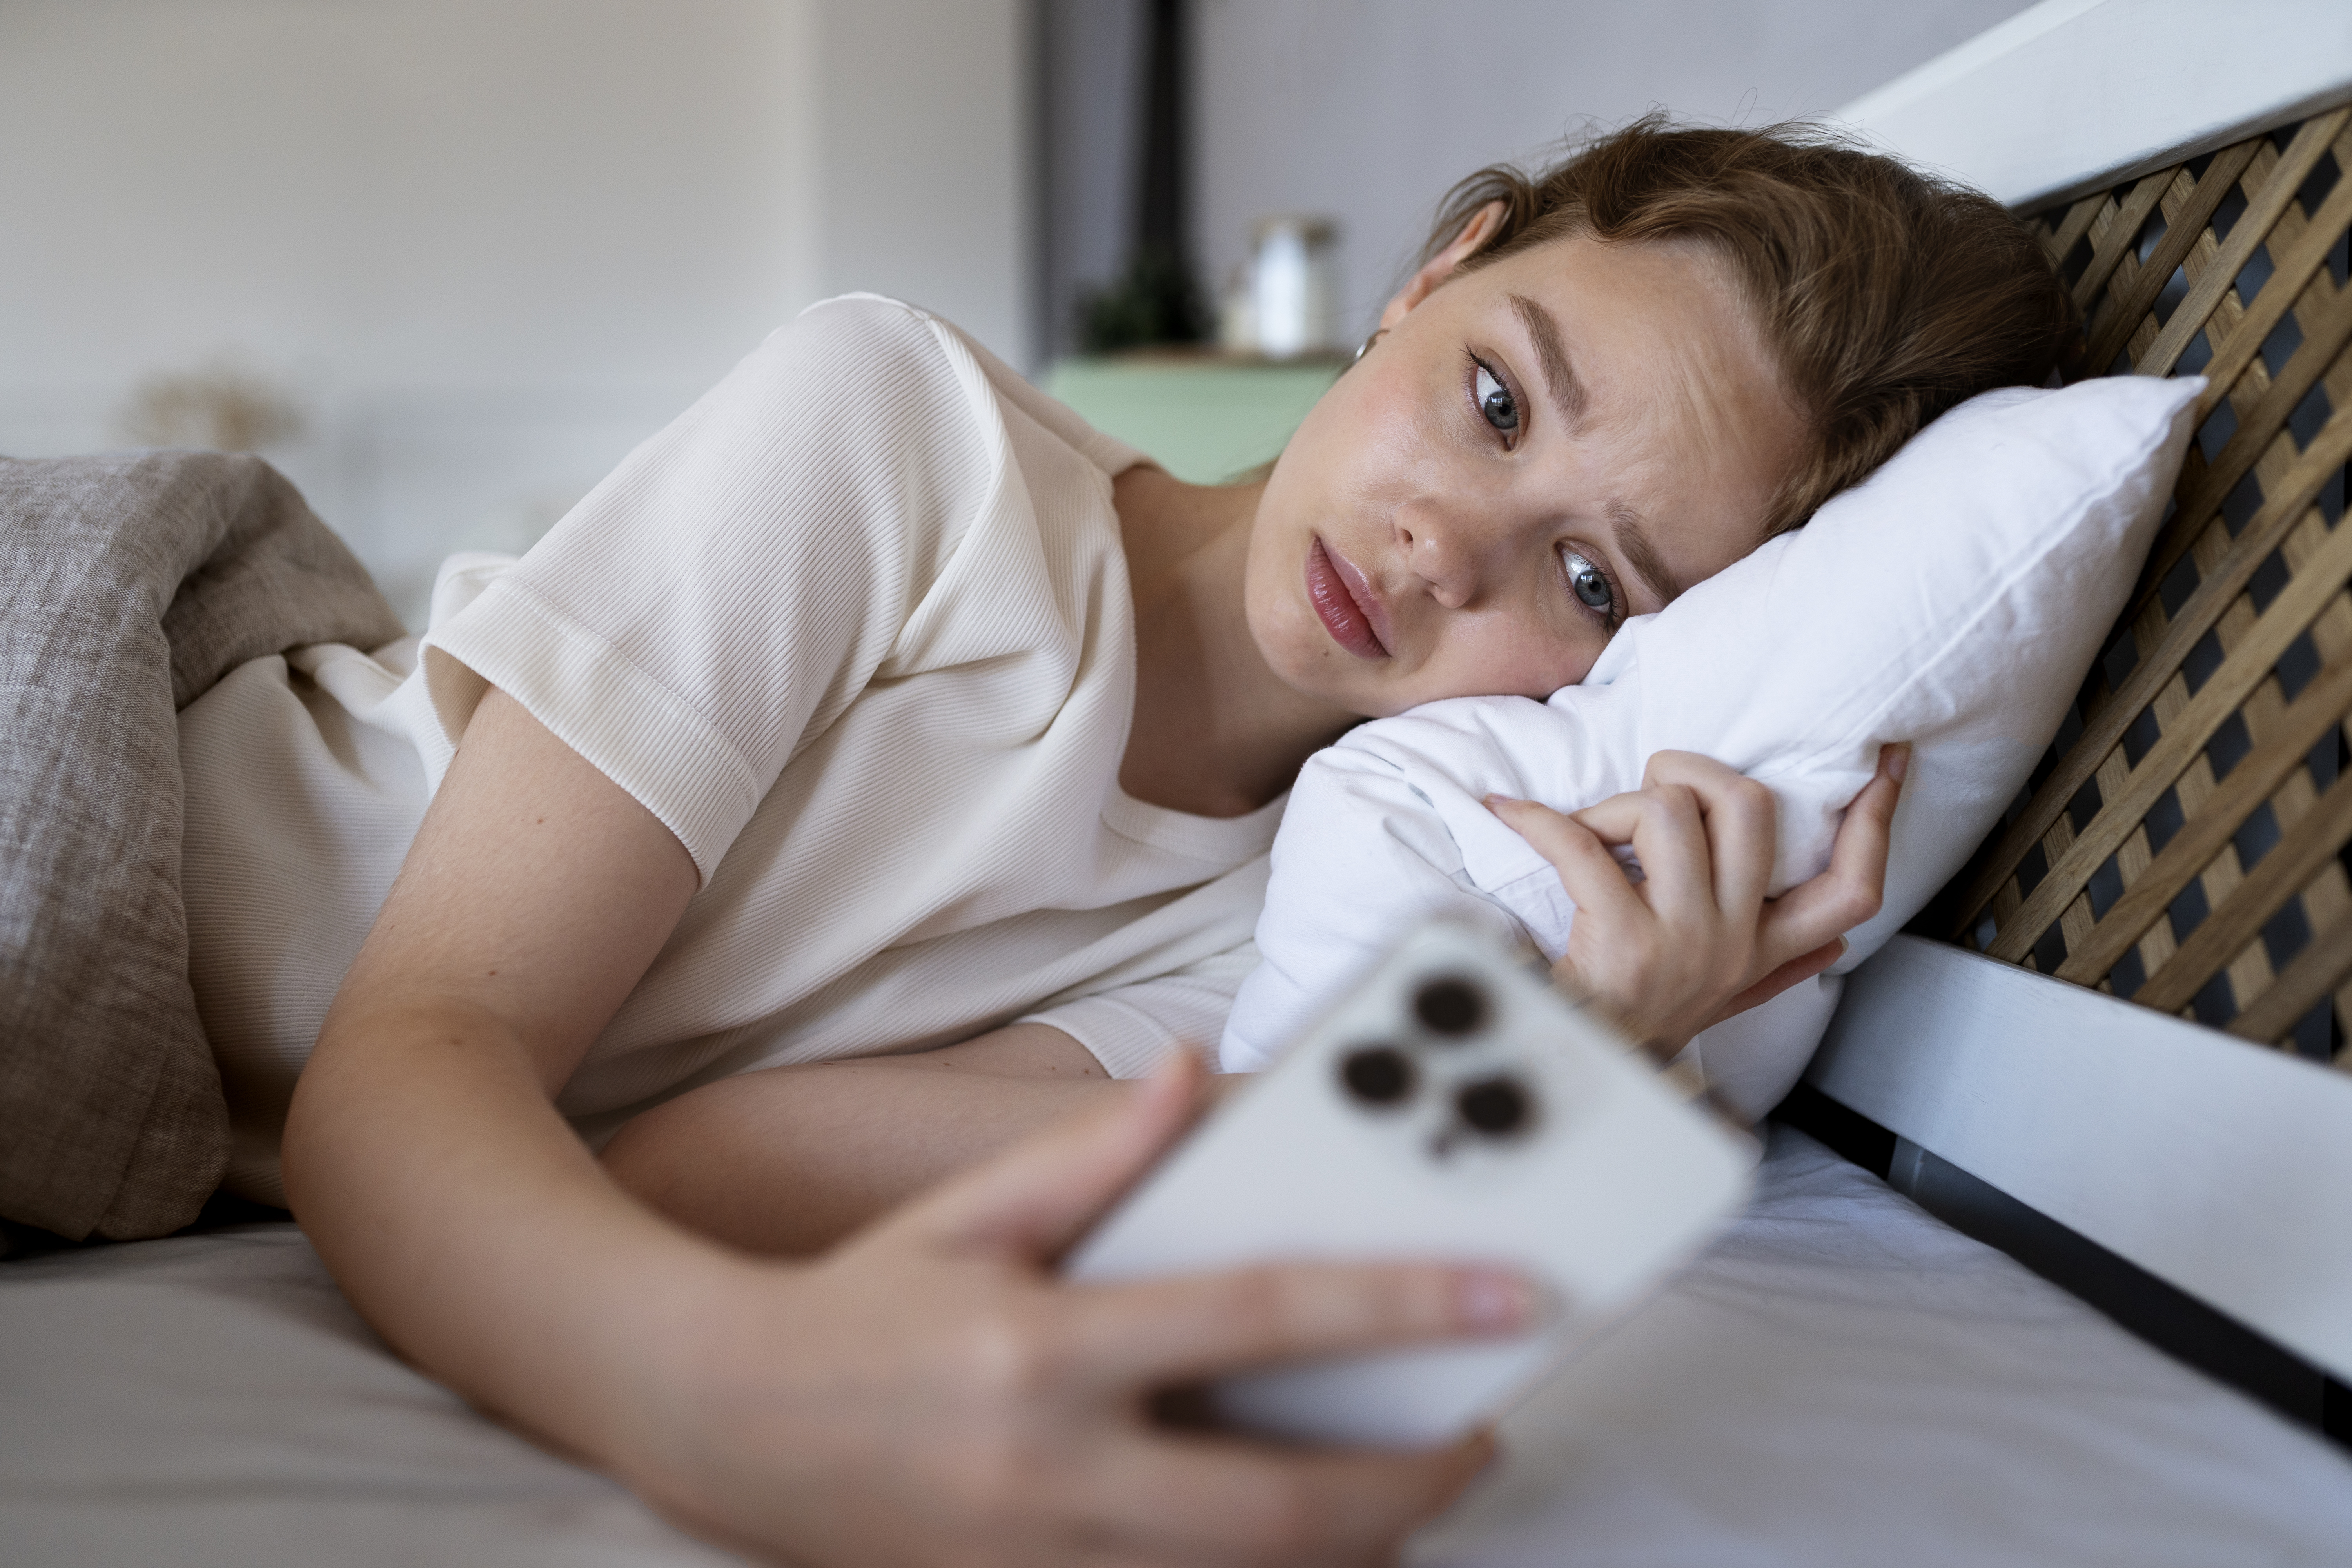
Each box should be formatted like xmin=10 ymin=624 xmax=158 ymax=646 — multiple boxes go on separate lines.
xmin=1475 ymin=364 xmax=1518 ymax=434
xmin=1563 ymin=550 xmax=1613 ymax=613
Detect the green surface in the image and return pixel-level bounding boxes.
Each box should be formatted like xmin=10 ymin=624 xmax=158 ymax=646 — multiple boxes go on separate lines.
xmin=1041 ymin=357 xmax=1340 ymax=484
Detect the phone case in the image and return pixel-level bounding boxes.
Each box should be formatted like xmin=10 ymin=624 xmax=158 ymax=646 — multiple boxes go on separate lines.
xmin=1062 ymin=920 xmax=1759 ymax=1448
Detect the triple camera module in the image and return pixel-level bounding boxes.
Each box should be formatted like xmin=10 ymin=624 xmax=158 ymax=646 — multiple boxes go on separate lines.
xmin=1338 ymin=972 xmax=1536 ymax=1150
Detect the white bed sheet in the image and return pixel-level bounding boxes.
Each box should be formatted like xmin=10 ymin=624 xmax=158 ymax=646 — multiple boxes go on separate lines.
xmin=4 ymin=1129 xmax=2347 ymax=1566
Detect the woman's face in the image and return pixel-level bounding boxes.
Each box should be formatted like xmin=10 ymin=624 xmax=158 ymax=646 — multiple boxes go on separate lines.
xmin=1246 ymin=230 xmax=1807 ymax=718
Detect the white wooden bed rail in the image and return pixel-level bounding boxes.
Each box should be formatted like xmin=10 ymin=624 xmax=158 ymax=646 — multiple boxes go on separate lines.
xmin=1807 ymin=935 xmax=2352 ymax=1385
xmin=1800 ymin=0 xmax=2352 ymax=1441
xmin=1835 ymin=0 xmax=2352 ymax=209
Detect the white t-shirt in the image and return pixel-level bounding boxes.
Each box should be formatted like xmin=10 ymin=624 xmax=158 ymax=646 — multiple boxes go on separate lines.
xmin=180 ymin=295 xmax=1278 ymax=1203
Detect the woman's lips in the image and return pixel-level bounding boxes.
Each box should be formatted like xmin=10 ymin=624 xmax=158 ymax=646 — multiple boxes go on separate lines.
xmin=1306 ymin=537 xmax=1391 ymax=660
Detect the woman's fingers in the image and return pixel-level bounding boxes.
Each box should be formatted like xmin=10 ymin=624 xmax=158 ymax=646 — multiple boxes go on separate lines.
xmin=1753 ymin=744 xmax=1906 ymax=971
xmin=828 ymin=1068 xmax=1523 ymax=1567
xmin=1076 ymin=1427 xmax=1497 ymax=1566
xmin=1063 ymin=1259 xmax=1540 ymax=1392
xmin=1484 ymin=795 xmax=1649 ymax=931
xmin=891 ymin=1050 xmax=1205 ymax=1259
xmin=1488 ymin=746 xmax=1904 ymax=1051
xmin=1618 ymin=780 xmax=1715 ymax=926
xmin=1632 ymin=751 xmax=1778 ymax=915
xmin=1565 ymin=756 xmax=1777 ymax=913
xmin=1490 ymin=781 xmax=1738 ymax=1046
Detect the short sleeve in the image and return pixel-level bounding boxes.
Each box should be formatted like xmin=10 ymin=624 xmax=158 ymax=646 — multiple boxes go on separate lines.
xmin=420 ymin=296 xmax=996 ymax=883
xmin=1020 ymin=942 xmax=1262 ymax=1079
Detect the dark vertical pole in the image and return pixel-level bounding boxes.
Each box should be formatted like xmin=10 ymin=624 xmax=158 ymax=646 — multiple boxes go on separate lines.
xmin=1075 ymin=0 xmax=1203 ymax=351
xmin=1136 ymin=0 xmax=1187 ymax=267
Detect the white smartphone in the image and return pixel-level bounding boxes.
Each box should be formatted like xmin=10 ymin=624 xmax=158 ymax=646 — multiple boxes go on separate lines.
xmin=1062 ymin=920 xmax=1758 ymax=1449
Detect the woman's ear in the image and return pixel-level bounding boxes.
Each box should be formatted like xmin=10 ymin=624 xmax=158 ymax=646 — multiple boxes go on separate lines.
xmin=1378 ymin=200 xmax=1507 ymax=332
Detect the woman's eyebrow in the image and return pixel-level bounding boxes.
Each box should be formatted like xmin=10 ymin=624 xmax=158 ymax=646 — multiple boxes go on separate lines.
xmin=1608 ymin=498 xmax=1684 ymax=606
xmin=1507 ymin=293 xmax=1588 ymax=428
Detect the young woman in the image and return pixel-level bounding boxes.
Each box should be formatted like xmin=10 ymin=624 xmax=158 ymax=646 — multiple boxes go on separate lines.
xmin=184 ymin=121 xmax=2071 ymax=1565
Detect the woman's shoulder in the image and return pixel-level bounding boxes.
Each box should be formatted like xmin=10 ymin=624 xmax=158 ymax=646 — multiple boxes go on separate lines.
xmin=651 ymin=296 xmax=1013 ymax=533
xmin=772 ymin=294 xmax=1145 ymax=481
xmin=744 ymin=293 xmax=967 ymax=403
xmin=779 ymin=290 xmax=942 ymax=340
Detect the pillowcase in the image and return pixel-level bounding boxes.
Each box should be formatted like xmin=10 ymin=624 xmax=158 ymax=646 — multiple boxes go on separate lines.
xmin=1221 ymin=376 xmax=2205 ymax=1117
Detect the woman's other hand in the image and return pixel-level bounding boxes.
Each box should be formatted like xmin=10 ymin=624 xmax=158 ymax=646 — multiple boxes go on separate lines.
xmin=617 ymin=1051 xmax=1527 ymax=1568
xmin=1484 ymin=744 xmax=1906 ymax=1053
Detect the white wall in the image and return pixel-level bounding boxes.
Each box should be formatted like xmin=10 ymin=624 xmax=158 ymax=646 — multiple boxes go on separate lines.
xmin=819 ymin=0 xmax=1032 ymax=361
xmin=4 ymin=0 xmax=2043 ymax=620
xmin=0 ymin=0 xmax=1028 ymax=622
xmin=1191 ymin=0 xmax=2043 ymax=345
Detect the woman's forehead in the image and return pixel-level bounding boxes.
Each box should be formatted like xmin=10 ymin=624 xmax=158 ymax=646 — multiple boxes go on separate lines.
xmin=1487 ymin=230 xmax=1740 ymax=312
xmin=1485 ymin=239 xmax=1802 ymax=556
xmin=1496 ymin=237 xmax=1764 ymax=387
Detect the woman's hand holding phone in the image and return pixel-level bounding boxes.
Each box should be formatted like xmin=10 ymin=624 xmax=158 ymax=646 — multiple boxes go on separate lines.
xmin=614 ymin=1052 xmax=1533 ymax=1568
xmin=1485 ymin=744 xmax=1907 ymax=1054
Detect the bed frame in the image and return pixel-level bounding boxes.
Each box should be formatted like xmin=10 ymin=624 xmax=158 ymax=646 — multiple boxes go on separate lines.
xmin=1802 ymin=0 xmax=2352 ymax=1442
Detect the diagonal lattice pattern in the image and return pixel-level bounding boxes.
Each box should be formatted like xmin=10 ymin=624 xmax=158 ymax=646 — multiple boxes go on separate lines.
xmin=1939 ymin=105 xmax=2352 ymax=1069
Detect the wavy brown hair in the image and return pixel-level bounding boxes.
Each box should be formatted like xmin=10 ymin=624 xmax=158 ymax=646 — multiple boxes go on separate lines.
xmin=1426 ymin=116 xmax=2079 ymax=537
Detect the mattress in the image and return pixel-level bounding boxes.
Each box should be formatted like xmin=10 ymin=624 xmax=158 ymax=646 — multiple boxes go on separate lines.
xmin=3 ymin=1128 xmax=2346 ymax=1566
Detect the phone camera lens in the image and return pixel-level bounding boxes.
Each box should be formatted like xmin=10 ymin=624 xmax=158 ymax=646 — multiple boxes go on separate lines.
xmin=1456 ymin=1076 xmax=1532 ymax=1136
xmin=1414 ymin=975 xmax=1488 ymax=1037
xmin=1340 ymin=1045 xmax=1416 ymax=1107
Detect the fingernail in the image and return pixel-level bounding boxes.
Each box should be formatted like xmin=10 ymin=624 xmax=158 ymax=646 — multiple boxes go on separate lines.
xmin=1483 ymin=793 xmax=1521 ymax=811
xmin=1458 ymin=1270 xmax=1542 ymax=1331
xmin=1884 ymin=744 xmax=1911 ymax=783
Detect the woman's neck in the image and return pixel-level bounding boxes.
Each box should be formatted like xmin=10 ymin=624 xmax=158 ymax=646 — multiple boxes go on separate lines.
xmin=1114 ymin=466 xmax=1361 ymax=818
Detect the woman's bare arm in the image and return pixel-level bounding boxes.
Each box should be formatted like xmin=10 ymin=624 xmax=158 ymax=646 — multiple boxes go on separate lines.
xmin=283 ymin=686 xmax=712 ymax=1441
xmin=603 ymin=1024 xmax=1129 ymax=1256
xmin=286 ymin=689 xmax=1512 ymax=1567
xmin=608 ymin=747 xmax=1908 ymax=1261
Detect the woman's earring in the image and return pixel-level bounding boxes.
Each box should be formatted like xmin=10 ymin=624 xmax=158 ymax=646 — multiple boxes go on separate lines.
xmin=1354 ymin=328 xmax=1388 ymax=363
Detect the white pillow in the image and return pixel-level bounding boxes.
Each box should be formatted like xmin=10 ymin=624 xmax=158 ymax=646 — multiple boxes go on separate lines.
xmin=1221 ymin=376 xmax=2204 ymax=1118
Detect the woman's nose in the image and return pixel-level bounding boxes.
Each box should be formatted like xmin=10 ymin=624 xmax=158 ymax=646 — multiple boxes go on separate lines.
xmin=1398 ymin=515 xmax=1492 ymax=610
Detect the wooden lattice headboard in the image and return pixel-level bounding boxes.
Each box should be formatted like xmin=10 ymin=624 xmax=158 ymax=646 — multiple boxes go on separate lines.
xmin=1936 ymin=105 xmax=2352 ymax=1065
xmin=1810 ymin=0 xmax=2352 ymax=1414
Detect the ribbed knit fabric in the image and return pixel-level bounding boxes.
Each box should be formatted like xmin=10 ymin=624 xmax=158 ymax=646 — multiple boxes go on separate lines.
xmin=180 ymin=296 xmax=1278 ymax=1203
